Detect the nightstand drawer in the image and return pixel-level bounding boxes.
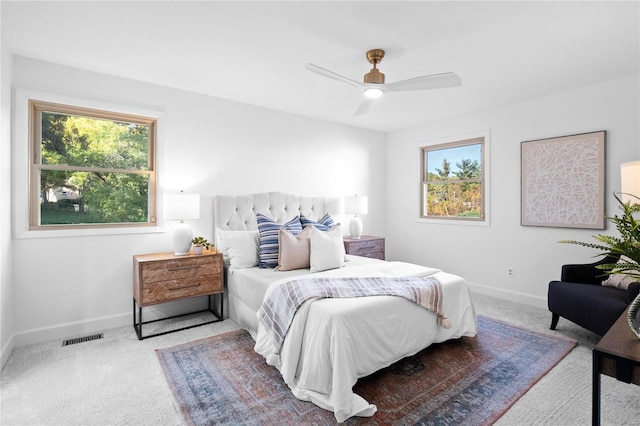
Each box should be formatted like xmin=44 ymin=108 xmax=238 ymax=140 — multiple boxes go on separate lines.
xmin=141 ymin=256 xmax=221 ymax=283
xmin=343 ymin=235 xmax=385 ymax=260
xmin=142 ymin=274 xmax=222 ymax=304
xmin=346 ymin=239 xmax=384 ymax=256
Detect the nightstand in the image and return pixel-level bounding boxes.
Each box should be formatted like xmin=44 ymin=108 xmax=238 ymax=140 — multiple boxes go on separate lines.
xmin=133 ymin=251 xmax=223 ymax=340
xmin=343 ymin=235 xmax=385 ymax=260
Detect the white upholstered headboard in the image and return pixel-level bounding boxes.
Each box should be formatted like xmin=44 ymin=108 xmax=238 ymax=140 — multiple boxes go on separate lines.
xmin=213 ymin=192 xmax=330 ymax=236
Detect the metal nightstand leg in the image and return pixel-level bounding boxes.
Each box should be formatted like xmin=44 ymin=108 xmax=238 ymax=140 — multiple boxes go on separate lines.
xmin=133 ymin=294 xmax=223 ymax=340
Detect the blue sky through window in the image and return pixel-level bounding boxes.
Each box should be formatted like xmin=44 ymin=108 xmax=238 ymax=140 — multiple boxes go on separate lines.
xmin=427 ymin=143 xmax=481 ymax=175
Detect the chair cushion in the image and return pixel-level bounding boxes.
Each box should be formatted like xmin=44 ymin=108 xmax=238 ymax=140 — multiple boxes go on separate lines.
xmin=548 ymin=280 xmax=629 ymax=336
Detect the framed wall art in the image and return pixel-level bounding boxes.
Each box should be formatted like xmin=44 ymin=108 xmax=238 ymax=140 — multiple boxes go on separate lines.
xmin=521 ymin=130 xmax=606 ymax=229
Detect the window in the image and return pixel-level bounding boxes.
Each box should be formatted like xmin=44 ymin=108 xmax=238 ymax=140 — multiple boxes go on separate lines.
xmin=29 ymin=100 xmax=157 ymax=230
xmin=420 ymin=135 xmax=486 ymax=222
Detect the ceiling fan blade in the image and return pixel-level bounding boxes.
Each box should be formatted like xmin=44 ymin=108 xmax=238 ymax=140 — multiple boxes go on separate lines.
xmin=353 ymin=99 xmax=374 ymax=117
xmin=385 ymin=72 xmax=462 ymax=92
xmin=305 ymin=63 xmax=364 ymax=90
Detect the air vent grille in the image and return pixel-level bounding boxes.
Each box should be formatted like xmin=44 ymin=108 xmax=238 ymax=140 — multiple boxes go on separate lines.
xmin=62 ymin=333 xmax=104 ymax=346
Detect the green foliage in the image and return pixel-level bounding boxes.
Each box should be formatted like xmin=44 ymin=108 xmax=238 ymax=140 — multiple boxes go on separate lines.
xmin=39 ymin=111 xmax=150 ymax=225
xmin=192 ymin=236 xmax=214 ymax=251
xmin=41 ymin=205 xmax=104 ymax=225
xmin=434 ymin=159 xmax=451 ymax=180
xmin=559 ymin=193 xmax=640 ymax=280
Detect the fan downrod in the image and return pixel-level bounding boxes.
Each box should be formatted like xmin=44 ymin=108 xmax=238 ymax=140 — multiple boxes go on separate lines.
xmin=364 ymin=49 xmax=385 ymax=84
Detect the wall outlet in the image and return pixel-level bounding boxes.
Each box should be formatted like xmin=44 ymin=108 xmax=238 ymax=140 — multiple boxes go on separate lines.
xmin=507 ymin=267 xmax=514 ymax=277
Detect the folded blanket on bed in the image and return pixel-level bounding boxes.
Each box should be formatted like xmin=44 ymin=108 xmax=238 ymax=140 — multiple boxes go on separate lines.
xmin=257 ymin=275 xmax=451 ymax=351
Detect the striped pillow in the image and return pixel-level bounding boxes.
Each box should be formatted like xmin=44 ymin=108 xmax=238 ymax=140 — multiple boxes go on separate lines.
xmin=256 ymin=213 xmax=303 ymax=268
xmin=300 ymin=213 xmax=335 ymax=231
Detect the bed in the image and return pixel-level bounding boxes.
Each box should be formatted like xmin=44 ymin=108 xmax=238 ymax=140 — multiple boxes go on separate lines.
xmin=214 ymin=192 xmax=477 ymax=423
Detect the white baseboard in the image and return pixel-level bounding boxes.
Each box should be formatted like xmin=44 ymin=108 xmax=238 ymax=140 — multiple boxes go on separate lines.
xmin=7 ymin=298 xmax=210 ymax=352
xmin=468 ymin=281 xmax=548 ymax=310
xmin=11 ymin=311 xmax=132 ymax=348
xmin=1 ymin=334 xmax=16 ymax=371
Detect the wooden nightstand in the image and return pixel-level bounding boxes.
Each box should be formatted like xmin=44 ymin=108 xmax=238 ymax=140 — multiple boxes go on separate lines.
xmin=133 ymin=251 xmax=223 ymax=340
xmin=343 ymin=235 xmax=385 ymax=260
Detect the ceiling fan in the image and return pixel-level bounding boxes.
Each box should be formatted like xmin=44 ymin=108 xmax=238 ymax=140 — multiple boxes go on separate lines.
xmin=305 ymin=49 xmax=462 ymax=116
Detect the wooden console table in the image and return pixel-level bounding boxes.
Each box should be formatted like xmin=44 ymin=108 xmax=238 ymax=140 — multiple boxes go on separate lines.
xmin=592 ymin=307 xmax=640 ymax=425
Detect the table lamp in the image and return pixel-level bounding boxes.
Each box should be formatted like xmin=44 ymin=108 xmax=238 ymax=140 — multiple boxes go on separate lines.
xmin=621 ymin=161 xmax=640 ymax=205
xmin=345 ymin=195 xmax=368 ymax=239
xmin=164 ymin=191 xmax=200 ymax=255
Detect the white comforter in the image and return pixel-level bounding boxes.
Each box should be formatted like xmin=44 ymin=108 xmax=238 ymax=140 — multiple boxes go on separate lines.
xmin=254 ymin=261 xmax=477 ymax=423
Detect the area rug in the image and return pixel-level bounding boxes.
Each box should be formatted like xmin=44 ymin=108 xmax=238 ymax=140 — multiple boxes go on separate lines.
xmin=156 ymin=315 xmax=576 ymax=425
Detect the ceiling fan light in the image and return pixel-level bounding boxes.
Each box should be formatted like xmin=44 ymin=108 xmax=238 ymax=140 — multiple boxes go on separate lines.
xmin=364 ymin=87 xmax=383 ymax=98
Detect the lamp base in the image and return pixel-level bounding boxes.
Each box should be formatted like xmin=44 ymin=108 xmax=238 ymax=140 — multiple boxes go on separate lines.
xmin=349 ymin=216 xmax=363 ymax=239
xmin=172 ymin=221 xmax=193 ymax=255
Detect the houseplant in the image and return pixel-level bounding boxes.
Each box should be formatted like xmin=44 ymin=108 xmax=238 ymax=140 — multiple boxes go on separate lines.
xmin=191 ymin=236 xmax=214 ymax=254
xmin=559 ymin=192 xmax=640 ymax=338
xmin=559 ymin=193 xmax=640 ymax=280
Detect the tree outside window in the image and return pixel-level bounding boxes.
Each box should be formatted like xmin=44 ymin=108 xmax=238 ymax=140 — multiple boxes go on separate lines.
xmin=421 ymin=137 xmax=485 ymax=221
xmin=29 ymin=100 xmax=157 ymax=229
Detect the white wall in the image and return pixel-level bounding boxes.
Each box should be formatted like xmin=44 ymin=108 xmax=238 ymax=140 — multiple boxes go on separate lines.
xmin=1 ymin=5 xmax=16 ymax=368
xmin=386 ymin=74 xmax=640 ymax=308
xmin=7 ymin=56 xmax=386 ymax=348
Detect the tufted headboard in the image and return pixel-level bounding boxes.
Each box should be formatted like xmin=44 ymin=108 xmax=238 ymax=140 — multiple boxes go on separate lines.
xmin=213 ymin=192 xmax=331 ymax=238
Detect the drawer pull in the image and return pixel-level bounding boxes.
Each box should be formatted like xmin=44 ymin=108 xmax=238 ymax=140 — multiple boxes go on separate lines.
xmin=167 ymin=266 xmax=200 ymax=272
xmin=169 ymin=283 xmax=201 ymax=291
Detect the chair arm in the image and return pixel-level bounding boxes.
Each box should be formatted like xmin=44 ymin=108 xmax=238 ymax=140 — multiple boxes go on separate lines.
xmin=560 ymin=254 xmax=619 ymax=284
xmin=627 ymin=282 xmax=640 ymax=304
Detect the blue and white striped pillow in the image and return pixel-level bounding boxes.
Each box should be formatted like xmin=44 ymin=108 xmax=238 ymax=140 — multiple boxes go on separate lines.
xmin=300 ymin=213 xmax=335 ymax=231
xmin=256 ymin=213 xmax=303 ymax=268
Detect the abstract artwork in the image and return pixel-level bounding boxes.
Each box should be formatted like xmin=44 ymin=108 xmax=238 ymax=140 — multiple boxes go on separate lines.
xmin=521 ymin=131 xmax=606 ymax=229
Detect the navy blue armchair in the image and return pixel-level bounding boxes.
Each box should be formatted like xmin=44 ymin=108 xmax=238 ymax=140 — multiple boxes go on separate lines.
xmin=548 ymin=255 xmax=640 ymax=336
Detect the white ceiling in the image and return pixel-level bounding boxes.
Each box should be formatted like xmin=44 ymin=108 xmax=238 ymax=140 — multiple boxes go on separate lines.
xmin=3 ymin=1 xmax=639 ymax=132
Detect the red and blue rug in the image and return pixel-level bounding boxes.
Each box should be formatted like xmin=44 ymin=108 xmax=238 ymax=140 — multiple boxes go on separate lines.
xmin=156 ymin=315 xmax=576 ymax=425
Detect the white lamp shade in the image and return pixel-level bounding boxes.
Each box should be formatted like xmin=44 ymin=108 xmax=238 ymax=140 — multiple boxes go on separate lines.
xmin=345 ymin=195 xmax=368 ymax=215
xmin=621 ymin=161 xmax=640 ymax=204
xmin=164 ymin=193 xmax=200 ymax=220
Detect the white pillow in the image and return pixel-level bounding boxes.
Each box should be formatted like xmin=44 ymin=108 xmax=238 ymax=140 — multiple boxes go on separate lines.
xmin=216 ymin=228 xmax=259 ymax=269
xmin=276 ymin=226 xmax=312 ymax=271
xmin=309 ymin=224 xmax=346 ymax=272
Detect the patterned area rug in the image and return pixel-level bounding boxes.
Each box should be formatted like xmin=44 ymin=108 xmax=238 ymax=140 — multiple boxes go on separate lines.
xmin=156 ymin=315 xmax=576 ymax=425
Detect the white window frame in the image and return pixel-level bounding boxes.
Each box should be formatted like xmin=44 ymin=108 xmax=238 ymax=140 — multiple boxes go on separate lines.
xmin=14 ymin=89 xmax=164 ymax=238
xmin=417 ymin=130 xmax=491 ymax=227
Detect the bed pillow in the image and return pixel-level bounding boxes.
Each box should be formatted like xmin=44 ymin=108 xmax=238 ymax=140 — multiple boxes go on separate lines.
xmin=300 ymin=213 xmax=335 ymax=231
xmin=216 ymin=229 xmax=259 ymax=269
xmin=309 ymin=224 xmax=346 ymax=272
xmin=277 ymin=226 xmax=312 ymax=271
xmin=256 ymin=213 xmax=303 ymax=268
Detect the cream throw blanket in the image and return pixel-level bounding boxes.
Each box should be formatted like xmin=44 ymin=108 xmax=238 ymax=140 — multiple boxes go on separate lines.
xmin=257 ymin=275 xmax=451 ymax=352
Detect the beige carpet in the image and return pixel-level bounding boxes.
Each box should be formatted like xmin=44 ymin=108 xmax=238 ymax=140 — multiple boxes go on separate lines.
xmin=1 ymin=293 xmax=639 ymax=425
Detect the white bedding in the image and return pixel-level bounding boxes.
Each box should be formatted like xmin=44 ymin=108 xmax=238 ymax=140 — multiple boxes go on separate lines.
xmin=252 ymin=260 xmax=477 ymax=423
xmin=215 ymin=192 xmax=477 ymax=423
xmin=226 ymin=255 xmax=384 ymax=338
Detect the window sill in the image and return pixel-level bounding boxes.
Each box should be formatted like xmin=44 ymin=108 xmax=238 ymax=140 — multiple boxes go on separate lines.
xmin=416 ymin=217 xmax=490 ymax=227
xmin=16 ymin=226 xmax=165 ymax=240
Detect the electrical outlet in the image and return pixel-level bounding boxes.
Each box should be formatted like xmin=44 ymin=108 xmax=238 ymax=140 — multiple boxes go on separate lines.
xmin=507 ymin=267 xmax=514 ymax=277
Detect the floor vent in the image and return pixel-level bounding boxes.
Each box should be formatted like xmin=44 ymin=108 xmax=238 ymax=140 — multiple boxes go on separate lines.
xmin=62 ymin=333 xmax=104 ymax=346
